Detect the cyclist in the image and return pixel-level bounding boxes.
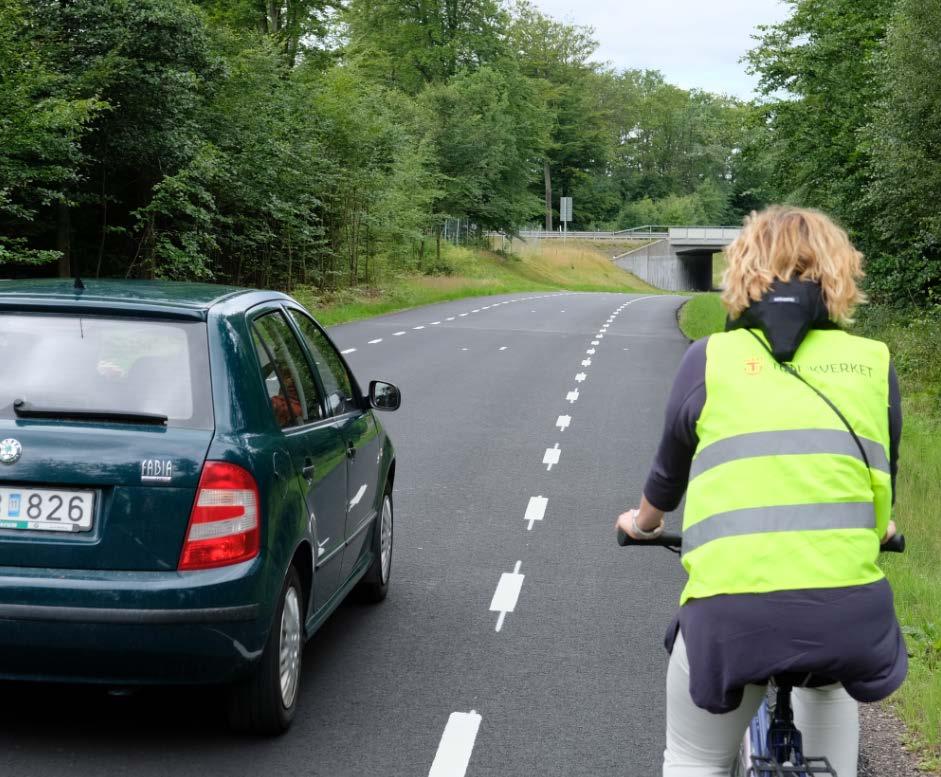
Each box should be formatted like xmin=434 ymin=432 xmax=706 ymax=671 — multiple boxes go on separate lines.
xmin=617 ymin=206 xmax=907 ymax=777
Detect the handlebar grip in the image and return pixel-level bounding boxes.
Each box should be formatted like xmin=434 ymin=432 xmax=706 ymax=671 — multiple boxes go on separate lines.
xmin=881 ymin=533 xmax=905 ymax=553
xmin=617 ymin=527 xmax=683 ymax=548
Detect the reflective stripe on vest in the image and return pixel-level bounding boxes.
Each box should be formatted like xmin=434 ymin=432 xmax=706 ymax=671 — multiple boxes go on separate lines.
xmin=689 ymin=428 xmax=890 ymax=481
xmin=682 ymin=501 xmax=876 ymax=555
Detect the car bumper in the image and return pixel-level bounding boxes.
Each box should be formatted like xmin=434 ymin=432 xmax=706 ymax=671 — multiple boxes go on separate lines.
xmin=0 ymin=559 xmax=273 ymax=685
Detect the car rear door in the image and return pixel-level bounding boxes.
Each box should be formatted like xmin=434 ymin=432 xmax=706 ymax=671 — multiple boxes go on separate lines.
xmin=285 ymin=308 xmax=382 ymax=582
xmin=248 ymin=308 xmax=348 ymax=611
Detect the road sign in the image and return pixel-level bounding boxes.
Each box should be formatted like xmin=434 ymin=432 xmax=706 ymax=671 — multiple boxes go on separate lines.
xmin=560 ymin=196 xmax=572 ymax=223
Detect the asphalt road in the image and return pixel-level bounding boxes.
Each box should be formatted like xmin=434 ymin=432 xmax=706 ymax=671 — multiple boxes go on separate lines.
xmin=0 ymin=291 xmax=692 ymax=776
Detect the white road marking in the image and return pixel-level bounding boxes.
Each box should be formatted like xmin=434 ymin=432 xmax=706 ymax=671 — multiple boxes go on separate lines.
xmin=459 ymin=313 xmax=468 ymax=317
xmin=368 ymin=338 xmax=383 ymax=344
xmin=581 ymin=358 xmax=592 ymax=367
xmin=446 ymin=317 xmax=456 ymax=321
xmin=556 ymin=414 xmax=571 ymax=432
xmin=431 ymin=321 xmax=441 ymax=325
xmin=575 ymin=372 xmax=586 ymax=383
xmin=524 ymin=496 xmax=548 ymax=531
xmin=596 ymin=333 xmax=605 ymax=339
xmin=566 ymin=388 xmax=579 ymax=404
xmin=414 ymin=325 xmax=425 ymax=330
xmin=499 ymin=346 xmax=508 ymax=351
xmin=462 ymin=347 xmax=469 ymax=351
xmin=472 ymin=309 xmax=481 ymax=313
xmin=428 ymin=711 xmax=482 ymax=777
xmin=490 ymin=561 xmax=524 ymax=632
xmin=586 ymin=348 xmax=596 ymax=355
xmin=341 ymin=348 xmax=356 ymax=354
xmin=543 ymin=443 xmax=561 ymax=471
xmin=393 ymin=331 xmax=406 ymax=336
xmin=591 ymin=340 xmax=600 ymax=345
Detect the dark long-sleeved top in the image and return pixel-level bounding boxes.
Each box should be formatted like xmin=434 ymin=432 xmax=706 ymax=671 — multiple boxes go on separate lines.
xmin=646 ymin=335 xmax=908 ymax=713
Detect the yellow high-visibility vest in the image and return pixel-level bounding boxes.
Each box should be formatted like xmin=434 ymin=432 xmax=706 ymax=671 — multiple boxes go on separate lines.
xmin=680 ymin=328 xmax=892 ymax=605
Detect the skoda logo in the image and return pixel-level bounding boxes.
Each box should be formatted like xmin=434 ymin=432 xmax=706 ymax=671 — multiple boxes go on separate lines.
xmin=0 ymin=438 xmax=22 ymax=465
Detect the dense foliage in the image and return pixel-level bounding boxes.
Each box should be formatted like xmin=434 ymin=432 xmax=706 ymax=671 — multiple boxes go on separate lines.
xmin=0 ymin=0 xmax=748 ymax=288
xmin=745 ymin=0 xmax=941 ymax=305
xmin=1 ymin=0 xmax=938 ymax=305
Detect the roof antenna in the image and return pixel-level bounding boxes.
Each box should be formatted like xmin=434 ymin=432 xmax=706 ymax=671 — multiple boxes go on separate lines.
xmin=74 ymin=275 xmax=85 ymax=291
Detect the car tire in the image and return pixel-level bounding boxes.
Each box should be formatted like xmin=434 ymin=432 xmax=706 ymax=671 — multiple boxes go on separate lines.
xmin=228 ymin=566 xmax=304 ymax=735
xmin=356 ymin=488 xmax=393 ymax=603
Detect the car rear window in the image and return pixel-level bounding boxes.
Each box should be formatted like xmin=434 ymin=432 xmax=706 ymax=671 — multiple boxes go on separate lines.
xmin=0 ymin=314 xmax=213 ymax=429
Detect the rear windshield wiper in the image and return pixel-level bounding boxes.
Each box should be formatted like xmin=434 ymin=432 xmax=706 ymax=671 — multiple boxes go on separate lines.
xmin=13 ymin=399 xmax=168 ymax=426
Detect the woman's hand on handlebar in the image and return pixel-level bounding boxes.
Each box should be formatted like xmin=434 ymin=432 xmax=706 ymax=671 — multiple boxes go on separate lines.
xmin=616 ymin=497 xmax=666 ymax=541
xmin=881 ymin=519 xmax=898 ymax=545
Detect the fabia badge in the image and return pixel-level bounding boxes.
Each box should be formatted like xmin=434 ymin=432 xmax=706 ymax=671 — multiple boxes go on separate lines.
xmin=0 ymin=438 xmax=22 ymax=464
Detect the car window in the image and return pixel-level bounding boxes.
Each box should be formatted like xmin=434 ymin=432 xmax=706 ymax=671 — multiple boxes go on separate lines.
xmin=288 ymin=310 xmax=356 ymax=417
xmin=0 ymin=314 xmax=213 ymax=429
xmin=251 ymin=312 xmax=324 ymax=429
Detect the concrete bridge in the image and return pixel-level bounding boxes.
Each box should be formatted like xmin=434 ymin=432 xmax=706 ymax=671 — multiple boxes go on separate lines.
xmin=614 ymin=226 xmax=741 ymax=291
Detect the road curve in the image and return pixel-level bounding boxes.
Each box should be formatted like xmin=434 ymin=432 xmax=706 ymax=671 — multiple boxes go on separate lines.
xmin=0 ymin=291 xmax=691 ymax=776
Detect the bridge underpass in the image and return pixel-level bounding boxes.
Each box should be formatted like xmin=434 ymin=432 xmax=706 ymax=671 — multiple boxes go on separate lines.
xmin=497 ymin=226 xmax=742 ymax=292
xmin=614 ymin=227 xmax=741 ymax=291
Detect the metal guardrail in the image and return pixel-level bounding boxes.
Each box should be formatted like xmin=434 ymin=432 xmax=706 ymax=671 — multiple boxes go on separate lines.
xmin=490 ymin=225 xmax=741 ymax=242
xmin=668 ymin=226 xmax=741 ymax=242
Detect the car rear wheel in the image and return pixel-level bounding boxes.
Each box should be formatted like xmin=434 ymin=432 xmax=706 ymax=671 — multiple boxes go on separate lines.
xmin=357 ymin=488 xmax=392 ymax=603
xmin=228 ymin=566 xmax=304 ymax=734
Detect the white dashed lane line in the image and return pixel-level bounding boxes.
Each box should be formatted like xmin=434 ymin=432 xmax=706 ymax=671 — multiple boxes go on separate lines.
xmin=575 ymin=372 xmax=586 ymax=383
xmin=393 ymin=331 xmax=406 ymax=336
xmin=341 ymin=348 xmax=356 ymax=354
xmin=489 ymin=561 xmax=525 ymax=633
xmin=428 ymin=711 xmax=482 ymax=777
xmin=524 ymin=496 xmax=548 ymax=531
xmin=556 ymin=414 xmax=571 ymax=432
xmin=542 ymin=443 xmax=561 ymax=471
xmin=368 ymin=339 xmax=382 ymax=344
xmin=566 ymin=388 xmax=579 ymax=404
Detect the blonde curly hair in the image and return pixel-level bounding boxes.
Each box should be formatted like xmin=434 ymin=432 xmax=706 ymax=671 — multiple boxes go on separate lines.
xmin=721 ymin=206 xmax=866 ymax=325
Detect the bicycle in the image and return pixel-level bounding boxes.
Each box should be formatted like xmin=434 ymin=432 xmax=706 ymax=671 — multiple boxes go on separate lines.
xmin=616 ymin=526 xmax=906 ymax=776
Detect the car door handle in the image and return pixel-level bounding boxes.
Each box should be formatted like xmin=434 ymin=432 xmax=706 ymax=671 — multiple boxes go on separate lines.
xmin=346 ymin=441 xmax=356 ymax=459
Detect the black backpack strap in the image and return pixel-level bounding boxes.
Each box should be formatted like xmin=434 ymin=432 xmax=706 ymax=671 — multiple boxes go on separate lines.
xmin=746 ymin=329 xmax=871 ymax=470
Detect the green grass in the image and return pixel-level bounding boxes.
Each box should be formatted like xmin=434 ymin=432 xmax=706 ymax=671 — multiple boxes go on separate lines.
xmin=292 ymin=241 xmax=655 ymax=326
xmin=678 ymin=294 xmax=941 ymax=769
xmin=678 ymin=293 xmax=726 ymax=339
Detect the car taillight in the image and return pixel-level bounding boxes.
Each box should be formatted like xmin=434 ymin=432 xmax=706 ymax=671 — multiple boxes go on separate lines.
xmin=179 ymin=461 xmax=260 ymax=571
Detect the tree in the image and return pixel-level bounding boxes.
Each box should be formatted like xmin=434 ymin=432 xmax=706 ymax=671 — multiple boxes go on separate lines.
xmin=864 ymin=0 xmax=941 ymax=303
xmin=0 ymin=0 xmax=102 ymax=269
xmin=509 ymin=2 xmax=612 ymax=229
xmin=419 ymin=65 xmax=551 ymax=235
xmin=345 ymin=0 xmax=507 ymax=93
xmin=744 ymin=0 xmax=893 ymax=227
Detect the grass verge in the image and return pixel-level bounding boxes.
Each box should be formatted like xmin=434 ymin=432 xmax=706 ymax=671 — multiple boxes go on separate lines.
xmin=677 ymin=294 xmax=941 ymax=770
xmin=293 ymin=241 xmax=655 ymax=326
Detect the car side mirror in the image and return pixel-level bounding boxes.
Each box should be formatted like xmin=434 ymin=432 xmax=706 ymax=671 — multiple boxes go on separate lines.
xmin=368 ymin=380 xmax=400 ymax=411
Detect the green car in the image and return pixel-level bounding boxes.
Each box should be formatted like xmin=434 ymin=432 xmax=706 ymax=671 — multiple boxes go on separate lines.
xmin=0 ymin=279 xmax=400 ymax=733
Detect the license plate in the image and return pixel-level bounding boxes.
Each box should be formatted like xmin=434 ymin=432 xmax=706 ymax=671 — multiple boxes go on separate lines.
xmin=0 ymin=487 xmax=95 ymax=533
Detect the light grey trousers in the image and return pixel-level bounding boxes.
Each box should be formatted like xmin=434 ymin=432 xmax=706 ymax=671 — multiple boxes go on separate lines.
xmin=663 ymin=632 xmax=859 ymax=777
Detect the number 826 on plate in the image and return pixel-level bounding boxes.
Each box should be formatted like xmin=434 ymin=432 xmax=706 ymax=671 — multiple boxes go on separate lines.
xmin=0 ymin=487 xmax=95 ymax=533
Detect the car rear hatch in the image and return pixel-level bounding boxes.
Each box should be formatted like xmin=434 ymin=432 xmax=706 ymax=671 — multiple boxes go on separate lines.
xmin=0 ymin=311 xmax=214 ymax=571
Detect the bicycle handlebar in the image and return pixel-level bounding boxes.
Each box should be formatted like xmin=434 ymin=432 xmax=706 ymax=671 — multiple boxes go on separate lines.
xmin=616 ymin=527 xmax=906 ymax=553
xmin=616 ymin=528 xmax=682 ymax=548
